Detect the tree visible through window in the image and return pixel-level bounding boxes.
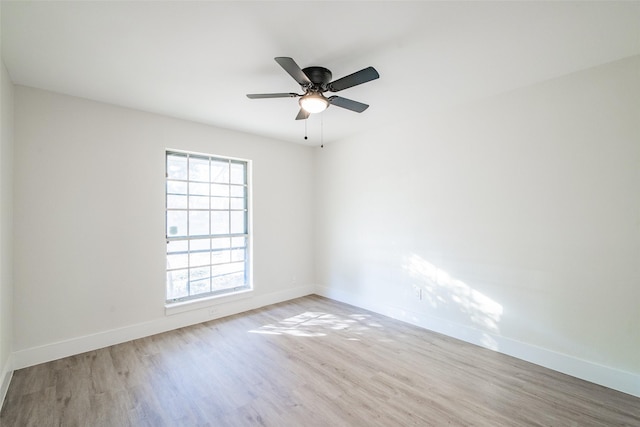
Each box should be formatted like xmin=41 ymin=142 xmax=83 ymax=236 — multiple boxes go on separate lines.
xmin=166 ymin=151 xmax=251 ymax=303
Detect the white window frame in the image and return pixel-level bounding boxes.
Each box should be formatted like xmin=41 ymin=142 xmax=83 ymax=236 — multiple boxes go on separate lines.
xmin=165 ymin=150 xmax=252 ymax=306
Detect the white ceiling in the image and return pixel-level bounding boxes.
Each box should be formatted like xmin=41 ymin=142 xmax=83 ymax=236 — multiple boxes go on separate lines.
xmin=2 ymin=1 xmax=639 ymax=146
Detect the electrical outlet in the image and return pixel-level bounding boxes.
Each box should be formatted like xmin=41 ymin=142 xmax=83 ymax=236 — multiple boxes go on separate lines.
xmin=413 ymin=285 xmax=422 ymax=300
xmin=207 ymin=307 xmax=217 ymax=317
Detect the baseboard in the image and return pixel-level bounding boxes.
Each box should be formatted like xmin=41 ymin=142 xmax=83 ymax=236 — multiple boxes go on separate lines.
xmin=10 ymin=283 xmax=639 ymax=399
xmin=12 ymin=284 xmax=315 ymax=371
xmin=1 ymin=354 xmax=13 ymax=408
xmin=315 ymin=285 xmax=640 ymax=399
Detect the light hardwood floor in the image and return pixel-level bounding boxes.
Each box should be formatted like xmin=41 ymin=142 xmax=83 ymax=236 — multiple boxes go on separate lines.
xmin=1 ymin=295 xmax=639 ymax=426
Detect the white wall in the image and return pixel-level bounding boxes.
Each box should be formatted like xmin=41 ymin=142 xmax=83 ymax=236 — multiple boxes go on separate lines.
xmin=316 ymin=56 xmax=640 ymax=396
xmin=12 ymin=86 xmax=315 ymax=365
xmin=0 ymin=59 xmax=14 ymax=400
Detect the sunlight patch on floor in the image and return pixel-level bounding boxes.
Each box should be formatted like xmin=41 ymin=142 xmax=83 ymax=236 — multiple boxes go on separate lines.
xmin=248 ymin=311 xmax=377 ymax=338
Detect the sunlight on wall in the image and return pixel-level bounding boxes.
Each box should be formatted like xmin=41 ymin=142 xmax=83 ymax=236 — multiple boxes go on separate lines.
xmin=404 ymin=254 xmax=503 ymax=348
xmin=249 ymin=311 xmax=380 ymax=339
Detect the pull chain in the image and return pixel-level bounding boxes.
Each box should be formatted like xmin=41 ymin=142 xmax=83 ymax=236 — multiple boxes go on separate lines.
xmin=304 ymin=117 xmax=308 ymax=140
xmin=320 ymin=113 xmax=324 ymax=148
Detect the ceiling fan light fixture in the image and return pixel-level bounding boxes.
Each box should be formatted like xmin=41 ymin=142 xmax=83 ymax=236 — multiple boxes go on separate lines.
xmin=299 ymin=93 xmax=329 ymax=114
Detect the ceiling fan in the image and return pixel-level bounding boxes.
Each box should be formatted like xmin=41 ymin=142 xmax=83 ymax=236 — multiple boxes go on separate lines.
xmin=247 ymin=57 xmax=379 ymax=120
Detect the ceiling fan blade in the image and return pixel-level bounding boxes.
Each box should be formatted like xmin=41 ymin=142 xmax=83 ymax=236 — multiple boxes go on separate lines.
xmin=295 ymin=108 xmax=310 ymax=120
xmin=328 ymin=67 xmax=379 ymax=92
xmin=247 ymin=93 xmax=298 ymax=99
xmin=328 ymin=96 xmax=369 ymax=113
xmin=275 ymin=57 xmax=311 ymax=86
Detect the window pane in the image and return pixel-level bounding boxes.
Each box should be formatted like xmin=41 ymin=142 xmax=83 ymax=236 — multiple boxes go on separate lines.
xmin=167 ymin=195 xmax=187 ymax=209
xmin=231 ymin=249 xmax=245 ymax=262
xmin=213 ymin=271 xmax=245 ymax=291
xmin=167 ymin=240 xmax=188 ymax=253
xmin=167 ymin=211 xmax=187 ymax=237
xmin=190 ymin=267 xmax=211 ymax=295
xmin=167 ymin=180 xmax=187 ymax=194
xmin=189 ymin=182 xmax=209 ymax=196
xmin=226 ymin=272 xmax=246 ymax=287
xmin=190 ymin=239 xmax=209 ymax=251
xmin=231 ymin=236 xmax=246 ymax=248
xmin=189 ymin=195 xmax=209 ymax=210
xmin=211 ymin=184 xmax=229 ymax=197
xmin=230 ymin=162 xmax=245 ymax=184
xmin=211 ymin=211 xmax=229 ymax=235
xmin=230 ymin=185 xmax=244 ymax=197
xmin=230 ymin=197 xmax=245 ymax=210
xmin=212 ymin=249 xmax=231 ymax=265
xmin=189 ymin=157 xmax=209 ymax=182
xmin=167 ymin=269 xmax=189 ymax=300
xmin=230 ymin=211 xmax=245 ymax=234
xmin=211 ymin=160 xmax=229 ymax=183
xmin=212 ymin=237 xmax=230 ymax=250
xmin=167 ymin=253 xmax=188 ymax=270
xmin=189 ymin=211 xmax=210 ymax=236
xmin=211 ymin=197 xmax=229 ymax=210
xmin=190 ymin=251 xmax=210 ymax=267
xmin=191 ymin=280 xmax=211 ymax=296
xmin=212 ymin=262 xmax=244 ymax=278
xmin=167 ymin=154 xmax=188 ymax=180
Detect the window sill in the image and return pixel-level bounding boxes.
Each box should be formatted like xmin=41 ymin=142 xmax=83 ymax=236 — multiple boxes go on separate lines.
xmin=165 ymin=288 xmax=253 ymax=316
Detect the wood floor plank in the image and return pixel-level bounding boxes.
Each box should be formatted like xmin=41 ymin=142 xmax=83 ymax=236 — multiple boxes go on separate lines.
xmin=2 ymin=295 xmax=639 ymax=426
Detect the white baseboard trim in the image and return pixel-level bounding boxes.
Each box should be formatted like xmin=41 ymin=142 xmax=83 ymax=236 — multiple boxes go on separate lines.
xmin=316 ymin=285 xmax=640 ymax=399
xmin=12 ymin=284 xmax=315 ymax=371
xmin=1 ymin=353 xmax=14 ymax=407
xmin=10 ymin=284 xmax=639 ymax=399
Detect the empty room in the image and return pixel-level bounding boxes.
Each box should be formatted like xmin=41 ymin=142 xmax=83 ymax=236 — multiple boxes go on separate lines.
xmin=1 ymin=1 xmax=639 ymax=425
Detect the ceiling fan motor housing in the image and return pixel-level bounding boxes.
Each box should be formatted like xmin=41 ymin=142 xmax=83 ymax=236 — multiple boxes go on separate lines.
xmin=302 ymin=66 xmax=332 ymax=87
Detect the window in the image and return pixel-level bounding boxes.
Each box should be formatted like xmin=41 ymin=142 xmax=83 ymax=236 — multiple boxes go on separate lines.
xmin=165 ymin=150 xmax=251 ymax=304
